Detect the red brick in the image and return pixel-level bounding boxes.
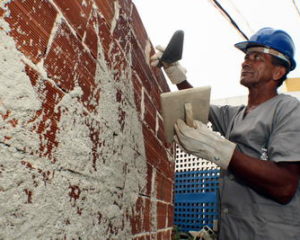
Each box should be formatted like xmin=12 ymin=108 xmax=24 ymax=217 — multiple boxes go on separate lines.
xmin=43 ymin=21 xmax=76 ymax=91
xmin=25 ymin=64 xmax=40 ymax=87
xmin=152 ymin=66 xmax=170 ymax=93
xmin=143 ymin=92 xmax=157 ymax=131
xmin=143 ymin=125 xmax=174 ymax=180
xmin=130 ymin=27 xmax=170 ymax=96
xmin=157 ymin=201 xmax=168 ymax=229
xmin=75 ymin=47 xmax=98 ymax=112
xmin=157 ymin=158 xmax=173 ymax=180
xmin=133 ymin=235 xmax=151 ymax=240
xmin=156 ymin=115 xmax=169 ymax=148
xmin=132 ymin=72 xmax=143 ymax=115
xmin=118 ymin=0 xmax=132 ymax=17
xmin=144 ymin=198 xmax=151 ymax=232
xmin=167 ymin=204 xmax=174 ymax=228
xmin=109 ymin=42 xmax=129 ymax=82
xmin=131 ymin=197 xmax=144 ymax=235
xmin=144 ymin=141 xmax=158 ymax=173
xmin=131 ymin=197 xmax=151 ymax=235
xmin=131 ymin=37 xmax=153 ymax=92
xmin=151 ymin=83 xmax=164 ymax=111
xmin=97 ymin=14 xmax=112 ymax=63
xmin=157 ymin=229 xmax=172 ymax=240
xmin=131 ymin=4 xmax=150 ymax=52
xmin=94 ymin=0 xmax=114 ymax=27
xmin=112 ymin=12 xmax=131 ymax=52
xmin=143 ymin=164 xmax=153 ymax=197
xmin=143 ymin=125 xmax=167 ymax=160
xmin=84 ymin=10 xmax=99 ymax=58
xmin=78 ymin=42 xmax=97 ymax=76
xmin=33 ymin=80 xmax=64 ymax=161
xmin=156 ymin=171 xmax=173 ymax=203
xmin=0 ymin=6 xmax=4 ymax=17
xmin=77 ymin=67 xmax=99 ymax=113
xmin=44 ymin=20 xmax=96 ymax=93
xmin=53 ymin=0 xmax=93 ymax=38
xmin=5 ymin=0 xmax=57 ymax=63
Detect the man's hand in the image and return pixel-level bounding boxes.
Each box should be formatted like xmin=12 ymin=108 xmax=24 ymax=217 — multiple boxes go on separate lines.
xmin=150 ymin=45 xmax=187 ymax=85
xmin=174 ymin=119 xmax=236 ymax=169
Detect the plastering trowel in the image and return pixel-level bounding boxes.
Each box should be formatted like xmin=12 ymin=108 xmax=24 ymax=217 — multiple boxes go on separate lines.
xmin=158 ymin=30 xmax=184 ymax=67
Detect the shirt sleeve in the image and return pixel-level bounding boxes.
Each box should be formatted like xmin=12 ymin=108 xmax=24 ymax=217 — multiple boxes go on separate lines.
xmin=209 ymin=104 xmax=243 ymax=136
xmin=268 ymin=97 xmax=300 ymax=162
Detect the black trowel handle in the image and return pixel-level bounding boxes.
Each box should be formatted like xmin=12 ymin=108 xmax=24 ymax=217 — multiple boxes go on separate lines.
xmin=158 ymin=30 xmax=184 ymax=67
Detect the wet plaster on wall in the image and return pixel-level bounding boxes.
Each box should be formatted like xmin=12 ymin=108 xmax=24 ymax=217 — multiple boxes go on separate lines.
xmin=0 ymin=13 xmax=41 ymax=153
xmin=0 ymin=0 xmax=147 ymax=239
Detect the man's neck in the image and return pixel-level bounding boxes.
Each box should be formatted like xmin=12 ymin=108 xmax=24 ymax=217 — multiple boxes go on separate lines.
xmin=246 ymin=88 xmax=278 ymax=114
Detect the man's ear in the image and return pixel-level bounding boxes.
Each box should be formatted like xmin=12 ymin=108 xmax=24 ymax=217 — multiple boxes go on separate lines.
xmin=273 ymin=66 xmax=287 ymax=81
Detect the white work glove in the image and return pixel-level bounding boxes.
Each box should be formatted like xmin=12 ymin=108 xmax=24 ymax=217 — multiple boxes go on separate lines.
xmin=190 ymin=225 xmax=217 ymax=240
xmin=150 ymin=45 xmax=187 ymax=85
xmin=174 ymin=119 xmax=236 ymax=169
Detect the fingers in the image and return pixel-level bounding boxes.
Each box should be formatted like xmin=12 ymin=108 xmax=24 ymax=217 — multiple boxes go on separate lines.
xmin=174 ymin=133 xmax=190 ymax=154
xmin=173 ymin=134 xmax=180 ymax=145
xmin=155 ymin=45 xmax=165 ymax=52
xmin=174 ymin=119 xmax=182 ymax=137
xmin=174 ymin=119 xmax=186 ymax=141
xmin=175 ymin=119 xmax=187 ymax=133
xmin=150 ymin=59 xmax=160 ymax=67
xmin=150 ymin=46 xmax=164 ymax=60
xmin=150 ymin=45 xmax=165 ymax=67
xmin=175 ymin=119 xmax=193 ymax=140
xmin=193 ymin=120 xmax=206 ymax=130
xmin=176 ymin=118 xmax=194 ymax=132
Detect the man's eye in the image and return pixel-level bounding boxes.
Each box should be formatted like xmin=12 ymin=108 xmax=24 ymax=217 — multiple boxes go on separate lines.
xmin=254 ymin=54 xmax=262 ymax=60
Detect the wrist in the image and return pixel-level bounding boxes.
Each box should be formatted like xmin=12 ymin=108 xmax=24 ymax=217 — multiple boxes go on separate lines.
xmin=164 ymin=63 xmax=187 ymax=85
xmin=213 ymin=141 xmax=236 ymax=169
xmin=176 ymin=80 xmax=193 ymax=89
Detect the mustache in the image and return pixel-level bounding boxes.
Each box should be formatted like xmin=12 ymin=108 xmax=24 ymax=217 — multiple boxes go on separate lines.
xmin=241 ymin=66 xmax=252 ymax=73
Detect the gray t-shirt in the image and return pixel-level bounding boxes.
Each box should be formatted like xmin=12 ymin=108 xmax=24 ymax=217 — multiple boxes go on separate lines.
xmin=209 ymin=94 xmax=300 ymax=240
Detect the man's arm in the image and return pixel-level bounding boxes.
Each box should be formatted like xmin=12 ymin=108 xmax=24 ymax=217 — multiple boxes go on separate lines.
xmin=176 ymin=80 xmax=193 ymax=90
xmin=175 ymin=119 xmax=300 ymax=204
xmin=230 ymin=150 xmax=300 ymax=204
xmin=150 ymin=46 xmax=194 ymax=90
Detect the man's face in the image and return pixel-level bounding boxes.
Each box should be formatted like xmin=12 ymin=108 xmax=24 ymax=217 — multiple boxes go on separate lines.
xmin=240 ymin=51 xmax=276 ymax=88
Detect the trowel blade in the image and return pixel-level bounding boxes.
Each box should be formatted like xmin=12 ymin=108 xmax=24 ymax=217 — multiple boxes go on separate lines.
xmin=158 ymin=30 xmax=184 ymax=67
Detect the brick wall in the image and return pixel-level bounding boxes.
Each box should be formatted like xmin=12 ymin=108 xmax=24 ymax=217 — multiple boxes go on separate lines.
xmin=0 ymin=0 xmax=174 ymax=239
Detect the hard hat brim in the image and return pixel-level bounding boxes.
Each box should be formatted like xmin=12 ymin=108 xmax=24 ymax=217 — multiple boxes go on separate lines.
xmin=234 ymin=41 xmax=296 ymax=71
xmin=234 ymin=41 xmax=262 ymax=52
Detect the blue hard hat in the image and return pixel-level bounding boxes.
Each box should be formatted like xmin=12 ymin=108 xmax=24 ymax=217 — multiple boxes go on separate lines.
xmin=235 ymin=27 xmax=296 ymax=71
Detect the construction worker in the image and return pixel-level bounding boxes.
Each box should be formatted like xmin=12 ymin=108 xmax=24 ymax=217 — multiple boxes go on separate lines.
xmin=151 ymin=27 xmax=300 ymax=239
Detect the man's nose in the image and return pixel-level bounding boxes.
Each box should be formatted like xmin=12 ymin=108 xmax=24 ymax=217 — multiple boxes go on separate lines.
xmin=242 ymin=59 xmax=251 ymax=68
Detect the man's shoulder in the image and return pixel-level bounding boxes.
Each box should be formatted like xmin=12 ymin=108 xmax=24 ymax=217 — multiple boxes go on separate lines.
xmin=278 ymin=93 xmax=300 ymax=102
xmin=211 ymin=104 xmax=245 ymax=113
xmin=276 ymin=93 xmax=300 ymax=108
xmin=272 ymin=94 xmax=300 ymax=120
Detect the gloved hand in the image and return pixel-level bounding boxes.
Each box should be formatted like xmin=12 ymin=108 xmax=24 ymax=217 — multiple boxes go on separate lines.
xmin=190 ymin=225 xmax=217 ymax=240
xmin=174 ymin=119 xmax=236 ymax=169
xmin=150 ymin=45 xmax=187 ymax=85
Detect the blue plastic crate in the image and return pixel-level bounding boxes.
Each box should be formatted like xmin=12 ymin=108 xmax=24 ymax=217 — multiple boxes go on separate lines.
xmin=174 ymin=169 xmax=220 ymax=232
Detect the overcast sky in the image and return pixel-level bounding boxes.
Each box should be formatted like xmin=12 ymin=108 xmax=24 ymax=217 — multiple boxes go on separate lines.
xmin=132 ymin=0 xmax=300 ymax=100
